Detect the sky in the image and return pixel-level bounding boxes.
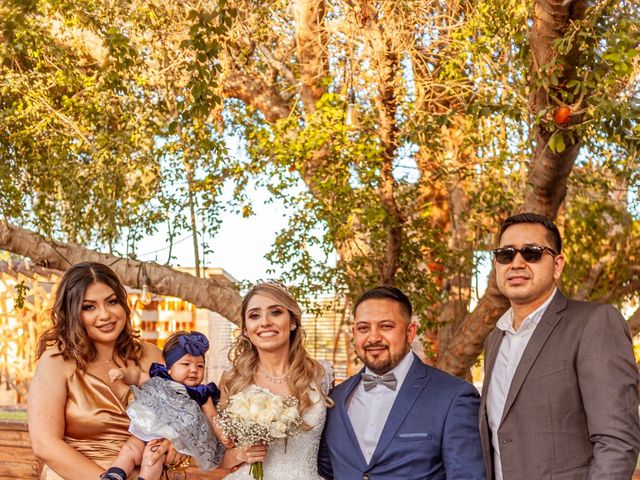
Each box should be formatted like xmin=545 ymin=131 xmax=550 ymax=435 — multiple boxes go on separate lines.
xmin=132 ymin=186 xmax=289 ymax=283
xmin=126 ymin=133 xmax=294 ymax=282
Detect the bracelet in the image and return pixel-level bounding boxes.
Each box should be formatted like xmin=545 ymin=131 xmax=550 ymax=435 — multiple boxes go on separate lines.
xmin=166 ymin=456 xmax=192 ymax=472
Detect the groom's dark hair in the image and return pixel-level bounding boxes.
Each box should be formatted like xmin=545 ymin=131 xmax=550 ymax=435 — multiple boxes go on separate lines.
xmin=353 ymin=286 xmax=413 ymax=321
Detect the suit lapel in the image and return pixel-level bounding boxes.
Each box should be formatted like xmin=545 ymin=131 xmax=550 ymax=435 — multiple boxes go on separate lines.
xmin=336 ymin=369 xmax=369 ymax=468
xmin=369 ymin=354 xmax=430 ymax=465
xmin=481 ymin=328 xmax=505 ymax=400
xmin=499 ymin=291 xmax=567 ymax=425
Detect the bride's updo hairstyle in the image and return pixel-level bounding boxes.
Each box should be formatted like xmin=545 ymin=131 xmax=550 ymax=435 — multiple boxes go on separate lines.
xmin=224 ymin=281 xmax=333 ymax=424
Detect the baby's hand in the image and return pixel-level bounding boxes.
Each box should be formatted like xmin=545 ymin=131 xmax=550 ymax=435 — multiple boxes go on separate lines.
xmin=108 ymin=368 xmax=124 ymax=383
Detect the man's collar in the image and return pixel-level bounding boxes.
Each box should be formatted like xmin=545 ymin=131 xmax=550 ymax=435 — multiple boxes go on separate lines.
xmin=497 ymin=287 xmax=557 ymax=334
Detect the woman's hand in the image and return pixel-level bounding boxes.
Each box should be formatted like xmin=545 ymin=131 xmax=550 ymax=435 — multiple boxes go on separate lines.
xmin=238 ymin=444 xmax=268 ymax=465
xmin=221 ymin=443 xmax=268 ymax=470
xmin=147 ymin=438 xmax=187 ymax=467
xmin=219 ymin=433 xmax=234 ymax=449
xmin=139 ymin=440 xmax=165 ymax=479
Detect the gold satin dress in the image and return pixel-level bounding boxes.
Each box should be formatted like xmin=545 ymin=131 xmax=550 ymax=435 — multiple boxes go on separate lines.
xmin=41 ymin=370 xmax=138 ymax=480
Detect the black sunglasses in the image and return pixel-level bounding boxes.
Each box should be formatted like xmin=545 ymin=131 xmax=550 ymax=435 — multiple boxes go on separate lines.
xmin=492 ymin=245 xmax=558 ymax=264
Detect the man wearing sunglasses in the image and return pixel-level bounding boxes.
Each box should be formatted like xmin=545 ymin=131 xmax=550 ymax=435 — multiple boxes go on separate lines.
xmin=479 ymin=213 xmax=640 ymax=480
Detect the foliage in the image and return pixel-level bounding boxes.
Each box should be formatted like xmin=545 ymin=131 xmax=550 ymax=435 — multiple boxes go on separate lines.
xmin=1 ymin=0 xmax=639 ymax=367
xmin=222 ymin=0 xmax=638 ymax=308
xmin=0 ymin=0 xmax=235 ymax=264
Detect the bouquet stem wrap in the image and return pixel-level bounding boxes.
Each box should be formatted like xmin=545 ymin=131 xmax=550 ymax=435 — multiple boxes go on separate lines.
xmin=250 ymin=461 xmax=264 ymax=480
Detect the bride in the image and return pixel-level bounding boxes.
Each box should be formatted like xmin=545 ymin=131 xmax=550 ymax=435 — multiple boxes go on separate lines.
xmin=220 ymin=281 xmax=333 ymax=479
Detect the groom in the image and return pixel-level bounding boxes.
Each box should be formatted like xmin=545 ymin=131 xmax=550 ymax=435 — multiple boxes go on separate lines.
xmin=318 ymin=286 xmax=485 ymax=479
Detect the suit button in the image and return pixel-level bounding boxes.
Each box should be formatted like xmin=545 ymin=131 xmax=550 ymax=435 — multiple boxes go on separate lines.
xmin=363 ymin=474 xmax=370 ymax=480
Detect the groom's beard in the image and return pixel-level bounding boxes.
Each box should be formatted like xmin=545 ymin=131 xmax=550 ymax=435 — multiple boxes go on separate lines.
xmin=360 ymin=342 xmax=410 ymax=375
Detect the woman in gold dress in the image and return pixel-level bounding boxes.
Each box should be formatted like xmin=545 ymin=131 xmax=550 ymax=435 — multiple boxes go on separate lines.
xmin=28 ymin=262 xmax=182 ymax=479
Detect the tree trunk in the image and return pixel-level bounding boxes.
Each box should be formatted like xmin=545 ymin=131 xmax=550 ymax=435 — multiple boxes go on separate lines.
xmin=437 ymin=270 xmax=510 ymax=377
xmin=438 ymin=0 xmax=588 ymax=376
xmin=355 ymin=0 xmax=403 ymax=286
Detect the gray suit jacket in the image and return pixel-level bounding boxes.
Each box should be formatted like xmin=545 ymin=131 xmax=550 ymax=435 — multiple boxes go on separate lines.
xmin=479 ymin=290 xmax=640 ymax=480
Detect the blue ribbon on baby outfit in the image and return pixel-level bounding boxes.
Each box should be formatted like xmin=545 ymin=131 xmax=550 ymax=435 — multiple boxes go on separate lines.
xmin=164 ymin=331 xmax=210 ymax=369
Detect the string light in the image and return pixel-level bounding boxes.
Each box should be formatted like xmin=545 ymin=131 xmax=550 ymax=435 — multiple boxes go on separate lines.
xmin=346 ymin=89 xmax=357 ymax=128
xmin=140 ymin=284 xmax=152 ymax=305
xmin=139 ymin=263 xmax=152 ymax=305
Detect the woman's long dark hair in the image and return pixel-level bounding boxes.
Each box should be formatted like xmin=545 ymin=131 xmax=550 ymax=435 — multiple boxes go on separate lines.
xmin=36 ymin=262 xmax=143 ymax=371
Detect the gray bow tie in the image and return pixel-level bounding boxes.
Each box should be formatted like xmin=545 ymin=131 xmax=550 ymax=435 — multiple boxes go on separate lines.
xmin=362 ymin=372 xmax=397 ymax=391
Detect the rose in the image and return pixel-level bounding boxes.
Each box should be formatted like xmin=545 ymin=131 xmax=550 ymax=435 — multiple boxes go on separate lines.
xmin=227 ymin=393 xmax=252 ymax=418
xmin=269 ymin=421 xmax=287 ymax=438
xmin=228 ymin=403 xmax=250 ymax=418
xmin=281 ymin=406 xmax=299 ymax=423
xmin=257 ymin=407 xmax=277 ymax=424
xmin=248 ymin=395 xmax=268 ymax=418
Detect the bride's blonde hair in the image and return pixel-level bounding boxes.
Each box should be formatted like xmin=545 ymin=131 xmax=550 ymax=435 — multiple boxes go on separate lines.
xmin=223 ymin=282 xmax=333 ymax=424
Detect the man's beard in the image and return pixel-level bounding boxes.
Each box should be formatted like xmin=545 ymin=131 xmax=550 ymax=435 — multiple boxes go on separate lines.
xmin=360 ymin=343 xmax=409 ymax=375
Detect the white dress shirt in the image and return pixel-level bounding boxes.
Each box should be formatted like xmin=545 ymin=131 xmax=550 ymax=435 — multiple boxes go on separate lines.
xmin=486 ymin=288 xmax=556 ymax=480
xmin=347 ymin=351 xmax=414 ymax=464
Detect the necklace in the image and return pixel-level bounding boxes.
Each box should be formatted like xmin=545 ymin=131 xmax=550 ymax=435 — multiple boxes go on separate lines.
xmin=96 ymin=354 xmax=114 ymax=364
xmin=258 ymin=365 xmax=290 ymax=383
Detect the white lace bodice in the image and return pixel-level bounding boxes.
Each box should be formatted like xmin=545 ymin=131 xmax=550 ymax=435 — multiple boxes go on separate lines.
xmin=224 ymin=362 xmax=333 ymax=480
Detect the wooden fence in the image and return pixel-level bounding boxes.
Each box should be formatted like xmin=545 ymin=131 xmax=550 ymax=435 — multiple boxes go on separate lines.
xmin=0 ymin=420 xmax=41 ymax=479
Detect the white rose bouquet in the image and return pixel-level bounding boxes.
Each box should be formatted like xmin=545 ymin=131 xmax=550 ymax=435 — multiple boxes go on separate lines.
xmin=216 ymin=387 xmax=303 ymax=480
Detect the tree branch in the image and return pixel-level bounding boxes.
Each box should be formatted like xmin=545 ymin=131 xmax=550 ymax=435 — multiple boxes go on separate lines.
xmin=522 ymin=0 xmax=588 ymax=217
xmin=0 ymin=222 xmax=242 ymax=324
xmin=354 ymin=0 xmax=404 ymax=285
xmin=573 ymin=251 xmax=615 ymax=301
xmin=222 ymin=73 xmax=291 ymax=122
xmin=256 ymin=44 xmax=298 ymax=87
xmin=293 ymin=0 xmax=329 ymax=113
xmin=595 ymin=267 xmax=640 ymax=305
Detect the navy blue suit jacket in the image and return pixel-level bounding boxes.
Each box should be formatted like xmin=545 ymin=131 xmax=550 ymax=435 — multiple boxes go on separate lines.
xmin=318 ymin=354 xmax=485 ymax=479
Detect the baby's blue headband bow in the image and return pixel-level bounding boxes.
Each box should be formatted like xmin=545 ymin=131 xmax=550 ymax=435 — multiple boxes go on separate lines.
xmin=165 ymin=331 xmax=209 ymax=369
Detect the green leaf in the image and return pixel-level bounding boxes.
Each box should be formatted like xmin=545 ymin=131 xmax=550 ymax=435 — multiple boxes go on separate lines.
xmin=549 ymin=131 xmax=566 ymax=153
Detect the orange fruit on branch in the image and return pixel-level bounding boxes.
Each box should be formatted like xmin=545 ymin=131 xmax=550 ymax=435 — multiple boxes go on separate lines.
xmin=553 ymin=105 xmax=571 ymax=125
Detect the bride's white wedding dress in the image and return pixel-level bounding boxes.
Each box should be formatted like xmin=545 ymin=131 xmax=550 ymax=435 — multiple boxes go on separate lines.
xmin=223 ymin=362 xmax=333 ymax=480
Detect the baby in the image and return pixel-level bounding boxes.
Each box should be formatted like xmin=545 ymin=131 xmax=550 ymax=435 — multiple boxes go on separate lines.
xmin=100 ymin=331 xmax=222 ymax=480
